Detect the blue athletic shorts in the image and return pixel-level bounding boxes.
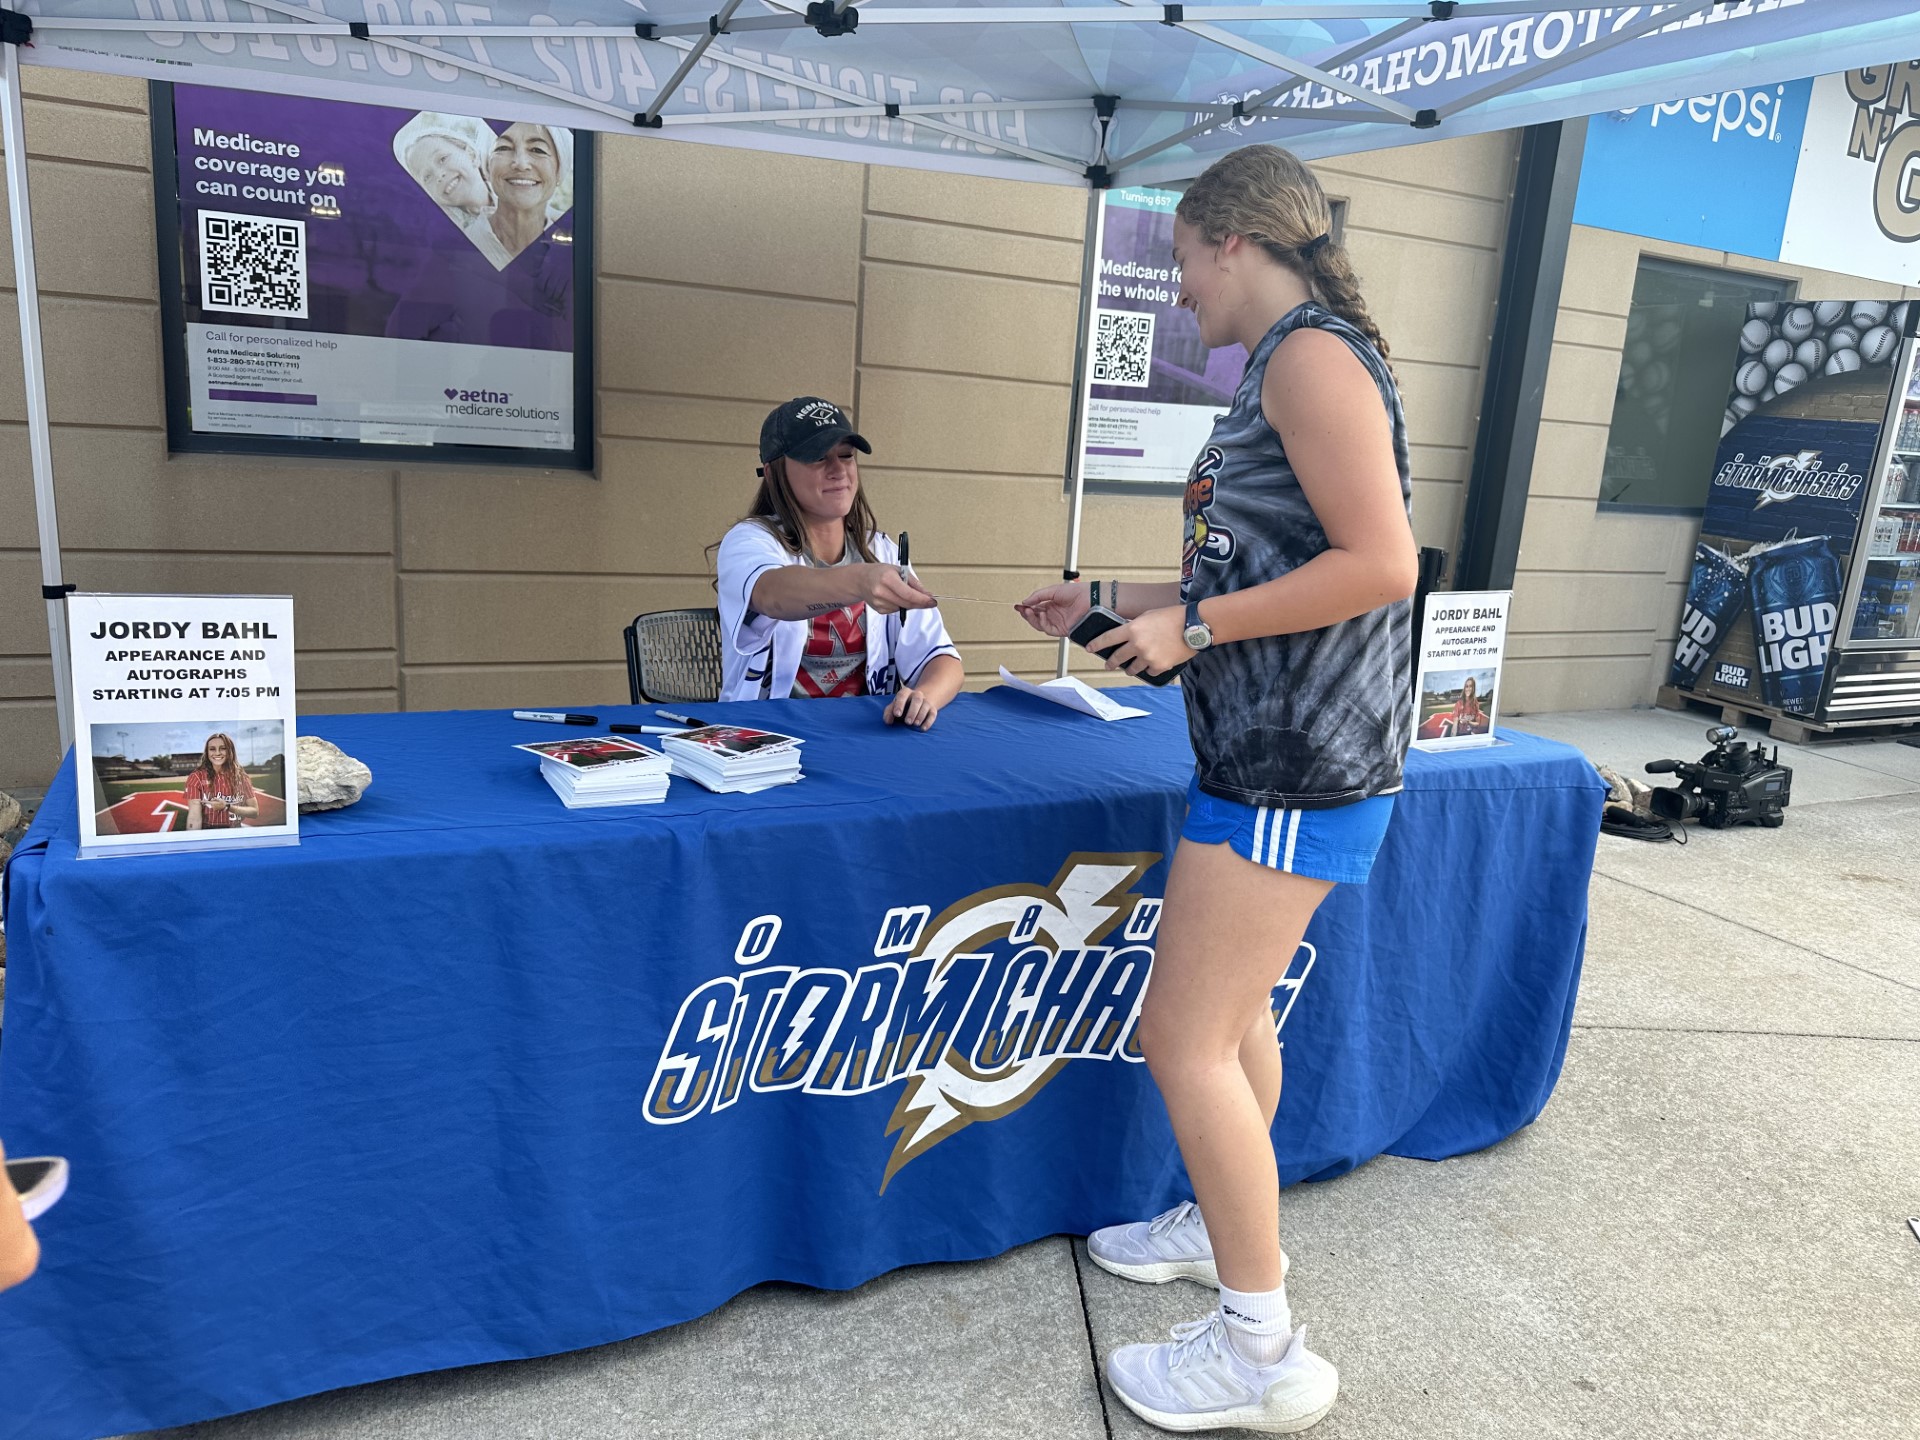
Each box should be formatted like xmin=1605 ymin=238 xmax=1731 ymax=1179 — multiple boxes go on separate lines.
xmin=1180 ymin=774 xmax=1396 ymax=886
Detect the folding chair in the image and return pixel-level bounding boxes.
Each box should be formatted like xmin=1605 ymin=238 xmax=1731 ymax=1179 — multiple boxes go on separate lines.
xmin=623 ymin=608 xmax=723 ymax=705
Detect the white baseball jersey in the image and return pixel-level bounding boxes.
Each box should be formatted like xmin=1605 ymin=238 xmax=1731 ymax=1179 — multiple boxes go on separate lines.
xmin=715 ymin=521 xmax=959 ymax=703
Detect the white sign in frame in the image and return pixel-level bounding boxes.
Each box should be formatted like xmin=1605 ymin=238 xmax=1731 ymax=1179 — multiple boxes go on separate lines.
xmin=1411 ymin=590 xmax=1511 ymax=753
xmin=68 ymin=593 xmax=300 ymax=856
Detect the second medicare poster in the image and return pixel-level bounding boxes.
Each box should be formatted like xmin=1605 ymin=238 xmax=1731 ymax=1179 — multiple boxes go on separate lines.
xmin=157 ymin=84 xmax=592 ymax=465
xmin=1079 ymin=187 xmax=1247 ymax=489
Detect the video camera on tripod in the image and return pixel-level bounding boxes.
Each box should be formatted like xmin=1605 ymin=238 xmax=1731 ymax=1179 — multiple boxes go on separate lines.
xmin=1644 ymin=725 xmax=1792 ymax=829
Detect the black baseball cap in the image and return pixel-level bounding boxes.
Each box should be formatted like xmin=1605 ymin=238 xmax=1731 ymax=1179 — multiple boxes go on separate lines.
xmin=759 ymin=396 xmax=871 ymax=465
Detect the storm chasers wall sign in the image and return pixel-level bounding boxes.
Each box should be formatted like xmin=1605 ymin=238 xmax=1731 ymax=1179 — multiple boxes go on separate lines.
xmin=153 ymin=84 xmax=593 ymax=468
xmin=643 ymin=855 xmax=1317 ymax=1193
xmin=69 ymin=594 xmax=300 ymax=857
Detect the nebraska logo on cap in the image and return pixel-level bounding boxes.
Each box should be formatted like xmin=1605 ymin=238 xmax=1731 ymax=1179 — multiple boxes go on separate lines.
xmin=797 ymin=400 xmax=843 ymax=426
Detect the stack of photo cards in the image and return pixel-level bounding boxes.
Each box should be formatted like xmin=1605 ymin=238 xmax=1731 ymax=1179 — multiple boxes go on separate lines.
xmin=515 ymin=736 xmax=672 ymax=808
xmin=661 ymin=725 xmax=803 ymax=794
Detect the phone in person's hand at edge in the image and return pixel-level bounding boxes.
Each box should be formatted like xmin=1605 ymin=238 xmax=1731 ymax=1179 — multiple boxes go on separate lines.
xmin=1067 ymin=605 xmax=1187 ymax=687
xmin=7 ymin=1156 xmax=69 ymax=1222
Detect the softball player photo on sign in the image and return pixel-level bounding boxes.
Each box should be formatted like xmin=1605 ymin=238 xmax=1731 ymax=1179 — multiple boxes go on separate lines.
xmin=89 ymin=722 xmax=289 ymax=837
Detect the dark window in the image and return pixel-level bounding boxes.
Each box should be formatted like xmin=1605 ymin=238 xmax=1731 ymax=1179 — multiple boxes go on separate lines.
xmin=1598 ymin=259 xmax=1791 ymax=512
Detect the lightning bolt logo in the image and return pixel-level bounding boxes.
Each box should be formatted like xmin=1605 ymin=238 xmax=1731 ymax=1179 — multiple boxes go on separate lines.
xmin=877 ymin=853 xmax=1158 ymax=1192
xmin=775 ymin=987 xmax=825 ymax=1076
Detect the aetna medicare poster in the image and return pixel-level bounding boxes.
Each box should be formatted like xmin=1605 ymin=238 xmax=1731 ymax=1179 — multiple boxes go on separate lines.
xmin=1079 ymin=187 xmax=1248 ymax=490
xmin=158 ymin=85 xmax=591 ymax=465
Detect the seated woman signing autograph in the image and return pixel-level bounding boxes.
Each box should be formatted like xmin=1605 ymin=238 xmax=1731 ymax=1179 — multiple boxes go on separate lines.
xmin=714 ymin=398 xmax=962 ymax=729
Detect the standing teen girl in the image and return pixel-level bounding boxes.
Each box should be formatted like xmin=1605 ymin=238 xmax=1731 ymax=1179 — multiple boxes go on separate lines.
xmin=1017 ymin=144 xmax=1416 ymax=1434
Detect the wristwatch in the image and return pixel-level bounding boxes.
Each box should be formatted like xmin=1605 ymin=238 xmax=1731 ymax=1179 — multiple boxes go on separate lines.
xmin=1183 ymin=600 xmax=1214 ymax=651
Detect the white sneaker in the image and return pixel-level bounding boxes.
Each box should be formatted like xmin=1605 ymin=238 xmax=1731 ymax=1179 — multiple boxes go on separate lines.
xmin=1105 ymin=1311 xmax=1338 ymax=1435
xmin=1087 ymin=1201 xmax=1290 ymax=1288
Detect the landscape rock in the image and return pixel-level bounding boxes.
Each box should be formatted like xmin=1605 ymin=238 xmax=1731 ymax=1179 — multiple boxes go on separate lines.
xmin=297 ymin=736 xmax=372 ymax=813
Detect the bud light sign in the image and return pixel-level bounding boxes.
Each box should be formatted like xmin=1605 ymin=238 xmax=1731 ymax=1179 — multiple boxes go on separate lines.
xmin=1671 ymin=300 xmax=1904 ymax=718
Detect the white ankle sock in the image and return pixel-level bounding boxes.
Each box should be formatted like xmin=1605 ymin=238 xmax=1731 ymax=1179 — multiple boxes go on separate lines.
xmin=1218 ymin=1282 xmax=1292 ymax=1366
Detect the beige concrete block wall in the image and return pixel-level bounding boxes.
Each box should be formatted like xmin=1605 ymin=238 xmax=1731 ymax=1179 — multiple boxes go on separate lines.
xmin=1505 ymin=224 xmax=1920 ymax=714
xmin=0 ymin=73 xmax=402 ymax=792
xmin=2 ymin=86 xmax=1518 ymax=789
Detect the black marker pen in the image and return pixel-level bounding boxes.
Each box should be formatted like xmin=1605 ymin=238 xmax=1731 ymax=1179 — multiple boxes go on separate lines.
xmin=512 ymin=710 xmax=596 ymax=725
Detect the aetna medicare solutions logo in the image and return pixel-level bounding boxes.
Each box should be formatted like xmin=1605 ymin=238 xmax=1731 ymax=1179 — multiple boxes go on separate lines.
xmin=643 ymin=855 xmax=1318 ymax=1192
xmin=441 ymin=384 xmax=562 ymax=422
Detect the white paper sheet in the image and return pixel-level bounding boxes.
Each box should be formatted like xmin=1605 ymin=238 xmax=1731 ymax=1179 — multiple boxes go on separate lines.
xmin=996 ymin=666 xmax=1150 ymax=721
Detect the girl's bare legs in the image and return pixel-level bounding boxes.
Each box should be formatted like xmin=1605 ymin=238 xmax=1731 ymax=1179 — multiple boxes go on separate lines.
xmin=1138 ymin=837 xmax=1331 ymax=1294
xmin=1240 ymin=1004 xmax=1283 ymax=1130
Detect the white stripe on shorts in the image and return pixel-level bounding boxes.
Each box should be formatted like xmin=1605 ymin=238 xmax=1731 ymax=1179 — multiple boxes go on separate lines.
xmin=1253 ymin=805 xmax=1302 ymax=872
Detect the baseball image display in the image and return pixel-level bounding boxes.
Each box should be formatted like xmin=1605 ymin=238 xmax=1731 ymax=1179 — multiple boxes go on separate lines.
xmin=1720 ymin=297 xmax=1911 ymax=435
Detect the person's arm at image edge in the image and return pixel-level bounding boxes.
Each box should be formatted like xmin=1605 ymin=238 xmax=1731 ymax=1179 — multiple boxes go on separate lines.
xmin=0 ymin=1140 xmax=41 ymax=1292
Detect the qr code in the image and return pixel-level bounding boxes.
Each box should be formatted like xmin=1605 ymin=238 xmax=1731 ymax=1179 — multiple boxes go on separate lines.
xmin=1092 ymin=309 xmax=1154 ymax=387
xmin=199 ymin=210 xmax=308 ymax=319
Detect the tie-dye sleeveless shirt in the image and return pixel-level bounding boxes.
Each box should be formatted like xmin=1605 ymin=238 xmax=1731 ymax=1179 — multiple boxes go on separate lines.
xmin=1179 ymin=302 xmax=1413 ymax=810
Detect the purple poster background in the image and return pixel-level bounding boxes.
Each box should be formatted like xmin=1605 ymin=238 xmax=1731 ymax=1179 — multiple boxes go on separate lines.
xmin=172 ymin=86 xmax=575 ymax=354
xmin=1081 ymin=188 xmax=1248 ymax=487
xmin=1090 ymin=193 xmax=1245 ymax=408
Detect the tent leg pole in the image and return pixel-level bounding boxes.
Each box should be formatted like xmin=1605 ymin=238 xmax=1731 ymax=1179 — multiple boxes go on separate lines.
xmin=1058 ymin=188 xmax=1101 ymax=679
xmin=2 ymin=42 xmax=75 ymax=758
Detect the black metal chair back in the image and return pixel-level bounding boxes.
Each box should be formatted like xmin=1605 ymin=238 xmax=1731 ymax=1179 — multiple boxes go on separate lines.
xmin=623 ymin=608 xmax=723 ymax=705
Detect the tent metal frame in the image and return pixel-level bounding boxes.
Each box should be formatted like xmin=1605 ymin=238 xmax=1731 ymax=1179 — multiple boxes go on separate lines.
xmin=0 ymin=0 xmax=1890 ymax=733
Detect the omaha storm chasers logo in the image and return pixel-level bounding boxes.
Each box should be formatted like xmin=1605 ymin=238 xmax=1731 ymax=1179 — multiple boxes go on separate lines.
xmin=1714 ymin=449 xmax=1866 ymax=510
xmin=642 ymin=854 xmax=1316 ymax=1191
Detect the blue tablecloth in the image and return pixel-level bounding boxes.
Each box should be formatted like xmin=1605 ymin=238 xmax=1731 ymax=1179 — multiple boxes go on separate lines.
xmin=0 ymin=687 xmax=1603 ymax=1439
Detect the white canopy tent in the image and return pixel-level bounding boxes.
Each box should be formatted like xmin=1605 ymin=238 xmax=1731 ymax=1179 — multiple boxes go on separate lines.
xmin=8 ymin=0 xmax=1920 ymax=745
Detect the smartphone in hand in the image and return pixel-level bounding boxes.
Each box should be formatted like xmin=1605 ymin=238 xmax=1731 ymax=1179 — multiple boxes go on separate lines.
xmin=7 ymin=1156 xmax=69 ymax=1222
xmin=1067 ymin=605 xmax=1188 ymax=687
